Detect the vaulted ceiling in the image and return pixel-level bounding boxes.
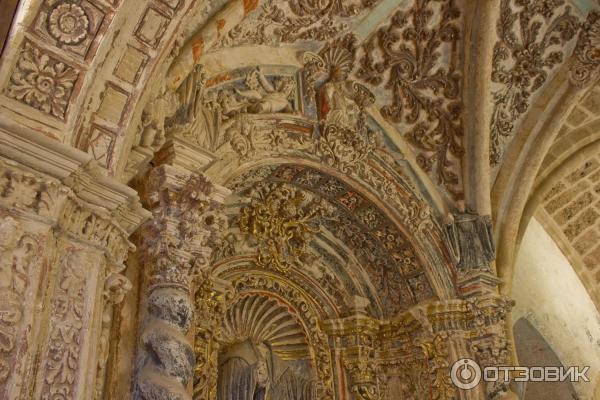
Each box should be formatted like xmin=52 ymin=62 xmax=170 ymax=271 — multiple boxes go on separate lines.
xmin=1 ymin=0 xmax=600 ymax=308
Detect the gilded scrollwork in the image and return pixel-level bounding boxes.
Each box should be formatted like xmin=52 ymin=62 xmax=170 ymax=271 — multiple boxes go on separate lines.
xmin=356 ymin=0 xmax=464 ymax=199
xmin=490 ymin=0 xmax=580 ymax=164
xmin=238 ymin=182 xmax=328 ymax=272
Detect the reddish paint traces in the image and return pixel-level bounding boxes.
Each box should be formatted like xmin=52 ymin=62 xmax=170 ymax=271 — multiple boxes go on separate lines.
xmin=216 ymin=18 xmax=226 ymax=34
xmin=243 ymin=0 xmax=259 ymax=15
xmin=206 ymin=73 xmax=232 ymax=87
xmin=192 ymin=37 xmax=204 ymax=62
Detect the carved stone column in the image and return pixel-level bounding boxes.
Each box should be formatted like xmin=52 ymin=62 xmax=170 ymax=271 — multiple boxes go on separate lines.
xmin=133 ymin=161 xmax=228 ymax=400
xmin=0 ymin=123 xmax=148 ymax=400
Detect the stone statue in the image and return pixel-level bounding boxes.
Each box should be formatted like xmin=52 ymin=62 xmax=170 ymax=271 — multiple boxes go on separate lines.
xmin=217 ymin=342 xmax=316 ymax=400
xmin=235 ymin=67 xmax=296 ymax=114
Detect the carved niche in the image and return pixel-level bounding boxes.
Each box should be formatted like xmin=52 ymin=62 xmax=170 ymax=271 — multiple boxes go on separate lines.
xmin=303 ymin=34 xmax=379 ymax=172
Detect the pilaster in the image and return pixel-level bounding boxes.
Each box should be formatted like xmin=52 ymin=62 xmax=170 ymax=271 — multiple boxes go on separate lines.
xmin=0 ymin=122 xmax=149 ymax=400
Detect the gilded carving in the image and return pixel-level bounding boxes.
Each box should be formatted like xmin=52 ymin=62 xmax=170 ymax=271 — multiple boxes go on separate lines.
xmin=490 ymin=0 xmax=579 ymax=164
xmin=357 ymin=0 xmax=464 ymax=199
xmin=238 ymin=183 xmax=328 ymax=272
xmin=6 ymin=42 xmax=79 ymax=119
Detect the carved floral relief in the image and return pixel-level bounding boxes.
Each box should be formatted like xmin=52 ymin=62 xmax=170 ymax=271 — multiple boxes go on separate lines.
xmin=490 ymin=0 xmax=580 ymax=164
xmin=6 ymin=42 xmax=79 ymax=120
xmin=356 ymin=0 xmax=464 ymax=199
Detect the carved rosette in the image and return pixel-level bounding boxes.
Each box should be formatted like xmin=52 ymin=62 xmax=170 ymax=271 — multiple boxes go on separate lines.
xmin=135 ymin=167 xmax=228 ymax=400
xmin=569 ymin=11 xmax=600 ymax=88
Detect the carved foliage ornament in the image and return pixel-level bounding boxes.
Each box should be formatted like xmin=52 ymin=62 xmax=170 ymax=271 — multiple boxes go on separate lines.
xmin=490 ymin=0 xmax=580 ymax=164
xmin=569 ymin=11 xmax=600 ymax=87
xmin=41 ymin=249 xmax=89 ymax=400
xmin=215 ymin=0 xmax=378 ymax=48
xmin=142 ymin=172 xmax=226 ymax=291
xmin=7 ymin=42 xmax=79 ymax=119
xmin=238 ymin=183 xmax=328 ymax=272
xmin=357 ymin=0 xmax=464 ymax=199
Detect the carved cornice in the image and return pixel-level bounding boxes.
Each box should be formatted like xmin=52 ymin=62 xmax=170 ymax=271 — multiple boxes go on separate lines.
xmin=0 ymin=121 xmax=150 ymax=234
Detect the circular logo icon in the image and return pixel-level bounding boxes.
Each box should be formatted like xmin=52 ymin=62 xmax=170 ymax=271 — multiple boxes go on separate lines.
xmin=450 ymin=358 xmax=482 ymax=390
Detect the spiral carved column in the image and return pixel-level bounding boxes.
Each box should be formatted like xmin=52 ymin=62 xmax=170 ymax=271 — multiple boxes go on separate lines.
xmin=134 ymin=165 xmax=228 ymax=400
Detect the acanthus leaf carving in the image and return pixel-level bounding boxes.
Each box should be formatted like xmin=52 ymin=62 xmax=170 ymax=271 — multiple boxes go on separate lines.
xmin=490 ymin=0 xmax=580 ymax=164
xmin=213 ymin=0 xmax=378 ymax=49
xmin=356 ymin=0 xmax=464 ymax=200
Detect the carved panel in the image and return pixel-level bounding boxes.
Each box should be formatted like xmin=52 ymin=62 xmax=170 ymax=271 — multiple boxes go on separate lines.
xmin=135 ymin=7 xmax=170 ymax=48
xmin=86 ymin=126 xmax=116 ymax=168
xmin=31 ymin=0 xmax=109 ymax=61
xmin=38 ymin=247 xmax=102 ymax=400
xmin=5 ymin=41 xmax=81 ymax=120
xmin=0 ymin=217 xmax=39 ymax=394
